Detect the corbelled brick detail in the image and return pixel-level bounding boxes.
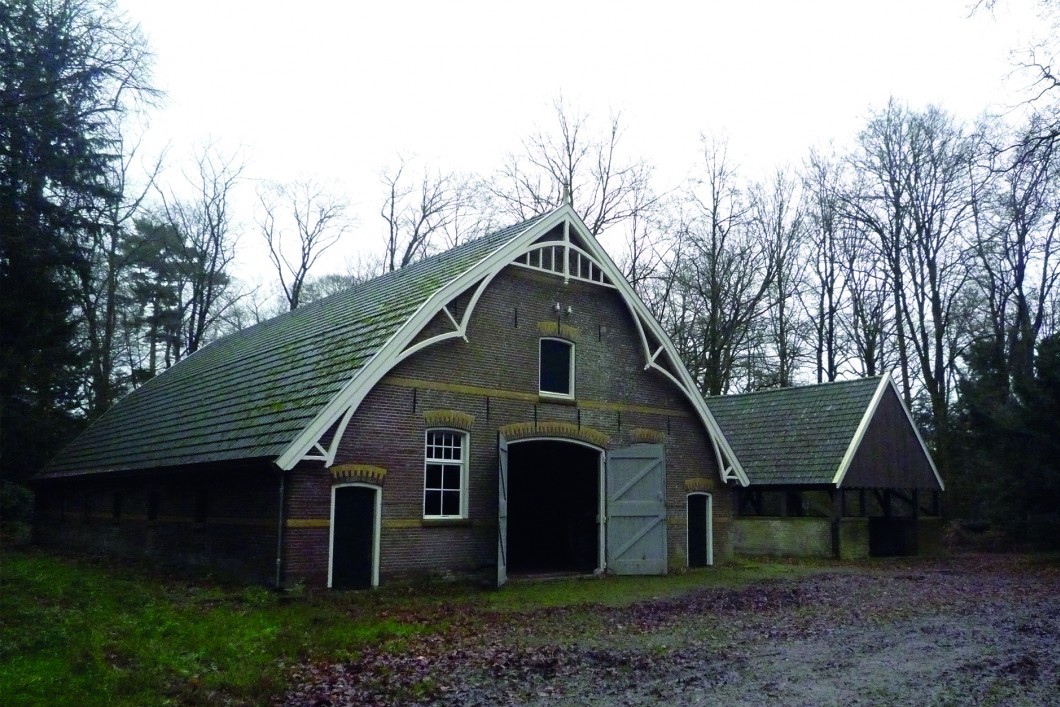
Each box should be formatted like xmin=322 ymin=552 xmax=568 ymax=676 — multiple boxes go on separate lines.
xmin=632 ymin=427 xmax=666 ymax=444
xmin=684 ymin=477 xmax=715 ymax=492
xmin=422 ymin=409 xmax=475 ymax=430
xmin=330 ymin=464 xmax=388 ymax=483
xmin=499 ymin=421 xmax=609 ymax=447
xmin=536 ymin=320 xmax=581 ymax=341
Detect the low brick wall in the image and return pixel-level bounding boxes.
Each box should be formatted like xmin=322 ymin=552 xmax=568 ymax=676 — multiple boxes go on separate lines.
xmin=732 ymin=518 xmax=832 ymax=558
xmin=838 ymin=517 xmax=869 ymax=560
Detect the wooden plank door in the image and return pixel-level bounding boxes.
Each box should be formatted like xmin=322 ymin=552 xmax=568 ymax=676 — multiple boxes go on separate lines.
xmin=606 ymin=444 xmax=667 ymax=575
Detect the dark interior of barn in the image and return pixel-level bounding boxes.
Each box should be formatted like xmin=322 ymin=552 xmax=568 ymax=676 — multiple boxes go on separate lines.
xmin=507 ymin=441 xmax=599 ymax=574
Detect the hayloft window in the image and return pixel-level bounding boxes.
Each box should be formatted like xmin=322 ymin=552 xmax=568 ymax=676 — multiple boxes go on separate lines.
xmin=424 ymin=430 xmax=468 ymax=518
xmin=539 ymin=338 xmax=574 ymax=398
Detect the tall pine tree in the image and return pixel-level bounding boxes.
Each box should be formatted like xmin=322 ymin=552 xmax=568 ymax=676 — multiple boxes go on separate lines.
xmin=0 ymin=0 xmax=155 ymax=482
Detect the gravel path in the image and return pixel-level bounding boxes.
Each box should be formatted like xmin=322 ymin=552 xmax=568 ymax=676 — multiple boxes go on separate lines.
xmin=279 ymin=554 xmax=1060 ymax=706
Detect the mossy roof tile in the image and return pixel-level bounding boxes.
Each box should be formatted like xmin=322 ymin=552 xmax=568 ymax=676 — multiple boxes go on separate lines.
xmin=706 ymin=378 xmax=882 ymax=486
xmin=42 ymin=215 xmax=547 ymax=477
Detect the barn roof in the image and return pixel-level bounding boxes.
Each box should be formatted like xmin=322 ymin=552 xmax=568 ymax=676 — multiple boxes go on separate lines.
xmin=707 ymin=375 xmax=942 ymax=489
xmin=41 ymin=206 xmax=749 ymax=485
xmin=41 ymin=214 xmax=549 ymax=477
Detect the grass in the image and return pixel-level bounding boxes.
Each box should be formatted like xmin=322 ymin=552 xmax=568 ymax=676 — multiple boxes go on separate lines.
xmin=0 ymin=549 xmax=832 ymax=705
xmin=0 ymin=550 xmax=428 ymax=705
xmin=482 ymin=559 xmax=826 ymax=611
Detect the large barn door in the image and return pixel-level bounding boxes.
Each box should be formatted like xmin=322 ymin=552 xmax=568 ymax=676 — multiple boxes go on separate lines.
xmin=606 ymin=444 xmax=667 ymax=574
xmin=497 ymin=433 xmax=509 ymax=588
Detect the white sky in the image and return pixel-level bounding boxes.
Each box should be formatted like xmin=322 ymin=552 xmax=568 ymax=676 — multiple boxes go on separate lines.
xmin=119 ymin=0 xmax=1046 ymax=279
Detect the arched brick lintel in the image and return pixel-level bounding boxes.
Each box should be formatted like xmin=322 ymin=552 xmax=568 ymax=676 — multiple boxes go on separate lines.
xmin=498 ymin=421 xmax=609 ymax=448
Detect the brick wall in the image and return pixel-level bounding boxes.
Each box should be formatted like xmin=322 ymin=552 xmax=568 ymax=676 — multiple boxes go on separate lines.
xmin=34 ymin=465 xmax=280 ymax=584
xmin=732 ymin=518 xmax=833 ymax=558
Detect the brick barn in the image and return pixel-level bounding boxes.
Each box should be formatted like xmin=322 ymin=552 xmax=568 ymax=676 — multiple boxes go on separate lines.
xmin=34 ymin=206 xmax=750 ymax=588
xmin=707 ymin=376 xmax=945 ymax=560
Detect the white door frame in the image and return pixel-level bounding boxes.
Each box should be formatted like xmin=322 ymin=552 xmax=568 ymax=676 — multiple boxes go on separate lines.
xmin=328 ymin=482 xmax=382 ymax=588
xmin=686 ymin=491 xmax=713 ymax=567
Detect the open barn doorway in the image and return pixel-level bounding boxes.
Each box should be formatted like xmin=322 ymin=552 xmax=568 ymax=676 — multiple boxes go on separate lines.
xmin=506 ymin=440 xmax=602 ymax=575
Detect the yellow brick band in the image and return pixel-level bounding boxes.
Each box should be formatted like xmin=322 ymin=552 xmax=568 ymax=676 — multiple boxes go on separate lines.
xmin=382 ymin=376 xmax=690 ymax=418
xmin=286 ymin=518 xmax=330 ymax=528
xmin=382 ymin=519 xmax=423 ymax=529
xmin=685 ymin=477 xmax=714 ymax=492
xmin=71 ymin=513 xmax=272 ymax=527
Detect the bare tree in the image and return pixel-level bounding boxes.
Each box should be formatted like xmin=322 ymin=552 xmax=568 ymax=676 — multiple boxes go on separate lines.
xmin=839 ymin=99 xmax=917 ymax=404
xmin=257 ymin=179 xmax=350 ymax=310
xmin=380 ymin=157 xmax=483 ymax=272
xmin=749 ymin=167 xmax=809 ymax=388
xmin=156 ymin=145 xmax=244 ymax=361
xmin=970 ymin=117 xmax=1060 ymax=386
xmin=839 ymin=221 xmax=893 ymax=378
xmin=802 ymin=149 xmax=847 ymax=382
xmin=76 ymin=131 xmax=164 ymax=414
xmin=487 ymin=98 xmax=659 ymax=237
xmin=840 ymin=101 xmax=978 ymax=472
xmin=899 ymin=106 xmax=977 ymax=441
xmin=661 ymin=138 xmax=776 ymax=396
xmin=975 ymin=0 xmax=1059 ymax=150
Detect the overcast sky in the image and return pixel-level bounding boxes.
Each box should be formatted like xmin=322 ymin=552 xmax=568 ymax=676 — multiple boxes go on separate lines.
xmin=119 ymin=0 xmax=1046 ymax=277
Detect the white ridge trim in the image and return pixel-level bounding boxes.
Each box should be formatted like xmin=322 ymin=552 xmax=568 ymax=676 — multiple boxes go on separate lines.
xmin=832 ymin=376 xmax=887 ymax=487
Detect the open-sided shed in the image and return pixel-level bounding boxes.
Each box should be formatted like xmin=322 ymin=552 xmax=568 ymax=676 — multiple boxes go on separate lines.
xmin=707 ymin=375 xmax=944 ymax=559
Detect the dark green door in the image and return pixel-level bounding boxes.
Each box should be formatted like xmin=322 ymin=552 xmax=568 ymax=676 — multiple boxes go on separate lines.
xmin=688 ymin=494 xmax=709 ymax=567
xmin=332 ymin=486 xmax=376 ymax=590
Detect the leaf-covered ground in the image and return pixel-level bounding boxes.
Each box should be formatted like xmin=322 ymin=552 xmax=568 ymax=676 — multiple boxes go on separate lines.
xmin=278 ymin=554 xmax=1060 ymax=706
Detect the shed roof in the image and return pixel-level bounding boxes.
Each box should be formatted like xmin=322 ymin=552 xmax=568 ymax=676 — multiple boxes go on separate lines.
xmin=707 ymin=377 xmax=888 ymax=486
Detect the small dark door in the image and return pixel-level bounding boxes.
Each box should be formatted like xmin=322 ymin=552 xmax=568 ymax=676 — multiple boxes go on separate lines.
xmin=332 ymin=486 xmax=376 ymax=590
xmin=687 ymin=493 xmax=711 ymax=567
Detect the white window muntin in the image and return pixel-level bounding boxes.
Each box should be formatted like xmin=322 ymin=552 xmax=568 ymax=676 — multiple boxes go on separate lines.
xmin=423 ymin=429 xmax=469 ymax=518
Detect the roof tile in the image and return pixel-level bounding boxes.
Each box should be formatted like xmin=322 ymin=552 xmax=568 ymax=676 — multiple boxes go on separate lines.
xmin=42 ymin=214 xmax=548 ymax=477
xmin=707 ymin=378 xmax=881 ymax=485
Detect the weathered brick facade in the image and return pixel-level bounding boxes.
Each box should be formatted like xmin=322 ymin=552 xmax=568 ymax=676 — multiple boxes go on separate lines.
xmin=281 ymin=266 xmax=734 ymax=586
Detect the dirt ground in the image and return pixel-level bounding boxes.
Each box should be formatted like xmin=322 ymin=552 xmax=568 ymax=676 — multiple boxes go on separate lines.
xmin=279 ymin=554 xmax=1060 ymax=706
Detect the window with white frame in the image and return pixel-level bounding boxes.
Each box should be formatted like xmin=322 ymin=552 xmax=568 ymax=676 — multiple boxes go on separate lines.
xmin=423 ymin=429 xmax=468 ymax=518
xmin=539 ymin=338 xmax=574 ymax=397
